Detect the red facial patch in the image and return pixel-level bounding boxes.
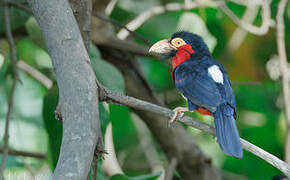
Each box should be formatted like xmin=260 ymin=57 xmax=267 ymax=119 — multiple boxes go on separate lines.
xmin=196 ymin=107 xmax=212 ymax=116
xmin=171 ymin=44 xmax=194 ymax=76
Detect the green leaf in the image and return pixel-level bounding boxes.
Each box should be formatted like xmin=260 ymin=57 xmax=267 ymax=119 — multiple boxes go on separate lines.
xmin=99 ymin=102 xmax=110 ymax=137
xmin=110 ymin=172 xmax=162 ymax=180
xmin=17 ymin=38 xmax=52 ymax=68
xmin=43 ymin=86 xmax=62 ymax=169
xmin=90 ymin=44 xmax=125 ymax=93
xmin=0 ymin=72 xmax=48 ymax=174
xmin=0 ymin=155 xmax=24 ymax=168
xmin=177 ymin=12 xmax=217 ymax=52
xmin=140 ymin=57 xmax=173 ymax=92
xmin=0 ymin=57 xmax=9 ymax=84
xmin=109 ymin=104 xmax=138 ymax=153
xmin=25 ymin=17 xmax=46 ymax=49
xmin=4 ymin=72 xmax=46 ymax=126
xmin=110 ymin=174 xmax=129 ymax=180
xmin=0 ymin=1 xmax=30 ymax=32
xmin=0 ymin=53 xmax=4 ymax=68
xmin=129 ymin=172 xmax=162 ymax=180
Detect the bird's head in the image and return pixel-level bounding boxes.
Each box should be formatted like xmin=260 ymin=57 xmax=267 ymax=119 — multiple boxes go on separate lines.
xmin=149 ymin=31 xmax=210 ymax=59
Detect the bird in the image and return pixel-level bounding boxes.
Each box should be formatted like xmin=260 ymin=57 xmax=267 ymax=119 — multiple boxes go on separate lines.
xmin=149 ymin=31 xmax=243 ymax=158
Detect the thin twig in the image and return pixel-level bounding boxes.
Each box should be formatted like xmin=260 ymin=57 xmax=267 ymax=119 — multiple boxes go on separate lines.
xmin=165 ymin=157 xmax=177 ymax=180
xmin=276 ymin=0 xmax=290 ymax=164
xmin=0 ymin=1 xmax=19 ymax=179
xmin=117 ymin=0 xmax=272 ymax=40
xmin=98 ymin=86 xmax=290 ymax=176
xmin=0 ymin=148 xmax=46 ymax=159
xmin=132 ymin=114 xmax=165 ymax=180
xmin=0 ymin=1 xmax=32 ymax=15
xmin=105 ymin=0 xmax=118 ymax=16
xmin=101 ymin=123 xmax=124 ymax=176
xmin=116 ymin=1 xmax=216 ymax=39
xmin=17 ymin=60 xmax=53 ymax=89
xmin=94 ymin=13 xmax=152 ymax=46
xmin=220 ymin=0 xmax=272 ymax=35
xmin=227 ymin=5 xmax=259 ymax=51
xmin=91 ymin=152 xmax=98 ymax=180
xmin=227 ymin=0 xmax=264 ymax=6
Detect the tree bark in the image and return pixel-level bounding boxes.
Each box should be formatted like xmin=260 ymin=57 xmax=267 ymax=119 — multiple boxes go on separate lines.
xmin=28 ymin=0 xmax=100 ymax=179
xmin=69 ymin=0 xmax=92 ymax=52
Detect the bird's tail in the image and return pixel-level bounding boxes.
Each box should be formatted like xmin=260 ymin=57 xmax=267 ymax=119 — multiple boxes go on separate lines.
xmin=213 ymin=104 xmax=243 ymax=158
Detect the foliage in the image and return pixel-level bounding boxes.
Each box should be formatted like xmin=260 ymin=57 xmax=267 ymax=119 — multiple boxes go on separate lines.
xmin=110 ymin=172 xmax=162 ymax=180
xmin=0 ymin=0 xmax=289 ymax=179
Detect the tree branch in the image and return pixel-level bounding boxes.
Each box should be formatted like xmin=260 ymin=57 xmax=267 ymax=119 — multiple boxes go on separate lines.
xmin=101 ymin=123 xmax=123 ymax=177
xmin=17 ymin=60 xmax=53 ymax=89
xmin=227 ymin=5 xmax=259 ymax=51
xmin=69 ymin=0 xmax=92 ymax=52
xmin=0 ymin=1 xmax=32 ymax=15
xmin=93 ymin=13 xmax=152 ymax=46
xmin=91 ymin=16 xmax=151 ymax=57
xmin=0 ymin=1 xmax=19 ymax=179
xmin=276 ymin=0 xmax=290 ymax=164
xmin=117 ymin=0 xmax=272 ymax=40
xmin=0 ymin=148 xmax=46 ymax=159
xmin=104 ymin=0 xmax=117 ymax=16
xmin=28 ymin=0 xmax=100 ymax=179
xmin=117 ymin=1 xmax=219 ymax=40
xmin=68 ymin=0 xmax=105 ymax=178
xmin=164 ymin=157 xmax=177 ymax=180
xmin=219 ymin=0 xmax=273 ymax=35
xmin=99 ymin=86 xmax=290 ymax=176
xmin=132 ymin=114 xmax=165 ymax=179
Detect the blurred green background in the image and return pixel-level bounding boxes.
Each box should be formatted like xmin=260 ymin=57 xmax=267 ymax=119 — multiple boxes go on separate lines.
xmin=0 ymin=0 xmax=289 ymax=179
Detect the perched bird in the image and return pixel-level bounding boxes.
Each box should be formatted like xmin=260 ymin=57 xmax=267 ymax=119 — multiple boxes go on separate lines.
xmin=149 ymin=31 xmax=243 ymax=158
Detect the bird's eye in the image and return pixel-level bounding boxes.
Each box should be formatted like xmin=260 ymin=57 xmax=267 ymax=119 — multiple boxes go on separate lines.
xmin=171 ymin=38 xmax=186 ymax=48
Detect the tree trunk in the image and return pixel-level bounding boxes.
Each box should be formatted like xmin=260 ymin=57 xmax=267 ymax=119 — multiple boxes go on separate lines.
xmin=28 ymin=0 xmax=100 ymax=179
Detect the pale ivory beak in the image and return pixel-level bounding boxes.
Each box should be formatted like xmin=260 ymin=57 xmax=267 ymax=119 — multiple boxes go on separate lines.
xmin=149 ymin=39 xmax=176 ymax=54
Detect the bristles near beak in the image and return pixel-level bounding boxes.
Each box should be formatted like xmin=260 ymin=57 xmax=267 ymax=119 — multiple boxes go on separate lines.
xmin=149 ymin=39 xmax=176 ymax=54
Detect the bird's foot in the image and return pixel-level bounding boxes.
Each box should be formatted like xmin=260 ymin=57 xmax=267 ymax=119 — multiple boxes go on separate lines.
xmin=168 ymin=107 xmax=189 ymax=127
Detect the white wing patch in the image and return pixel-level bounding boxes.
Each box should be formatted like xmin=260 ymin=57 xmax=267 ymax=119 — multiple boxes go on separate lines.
xmin=208 ymin=65 xmax=223 ymax=84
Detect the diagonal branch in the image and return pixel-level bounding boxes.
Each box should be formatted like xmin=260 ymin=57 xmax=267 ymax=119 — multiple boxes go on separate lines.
xmin=17 ymin=60 xmax=53 ymax=89
xmin=0 ymin=1 xmax=19 ymax=179
xmin=99 ymin=86 xmax=290 ymax=176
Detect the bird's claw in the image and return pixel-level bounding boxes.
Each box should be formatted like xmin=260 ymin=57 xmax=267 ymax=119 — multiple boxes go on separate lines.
xmin=168 ymin=107 xmax=188 ymax=127
xmin=168 ymin=112 xmax=184 ymax=127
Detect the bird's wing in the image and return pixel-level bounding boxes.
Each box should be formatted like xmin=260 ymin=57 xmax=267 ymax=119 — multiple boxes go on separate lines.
xmin=176 ymin=67 xmax=223 ymax=112
xmin=218 ymin=65 xmax=237 ymax=118
xmin=176 ymin=59 xmax=238 ymax=112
